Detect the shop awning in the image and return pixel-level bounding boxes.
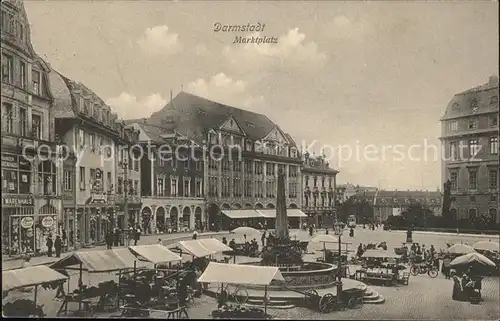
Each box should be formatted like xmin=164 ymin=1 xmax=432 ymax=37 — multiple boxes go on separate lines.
xmin=50 ymin=248 xmax=149 ymax=273
xmin=2 ymin=266 xmax=69 ymax=292
xmin=221 ymin=209 xmax=263 ymax=219
xmin=197 ymin=262 xmax=284 ymax=285
xmin=256 ymin=209 xmax=307 ymax=218
xmin=128 ymin=244 xmax=182 ymax=264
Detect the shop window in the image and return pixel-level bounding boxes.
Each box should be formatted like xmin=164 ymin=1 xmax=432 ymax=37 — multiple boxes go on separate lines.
xmin=3 ymin=207 xmax=36 ymax=255
xmin=1 ymin=155 xmax=31 ymax=194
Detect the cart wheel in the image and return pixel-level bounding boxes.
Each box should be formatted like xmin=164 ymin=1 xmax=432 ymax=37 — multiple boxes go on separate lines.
xmin=234 ymin=288 xmax=249 ymax=304
xmin=355 ymin=297 xmax=364 ymax=308
xmin=410 ymin=266 xmax=419 ymax=276
xmin=428 ymin=268 xmax=438 ymax=278
xmin=319 ymin=293 xmax=335 ymax=313
xmin=304 ymin=289 xmax=319 ymax=308
xmin=215 ymin=284 xmax=224 ymax=296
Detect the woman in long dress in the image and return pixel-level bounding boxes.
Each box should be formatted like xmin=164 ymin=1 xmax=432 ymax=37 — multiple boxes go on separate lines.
xmin=452 ymin=276 xmax=462 ymax=300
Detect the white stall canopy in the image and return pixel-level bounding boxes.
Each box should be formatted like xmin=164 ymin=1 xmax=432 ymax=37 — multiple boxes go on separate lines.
xmin=197 ymin=262 xmax=284 ymax=285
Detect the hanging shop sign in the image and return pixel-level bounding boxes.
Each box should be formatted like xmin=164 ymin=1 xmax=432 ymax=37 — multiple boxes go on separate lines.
xmin=20 ymin=217 xmax=34 ymax=229
xmin=41 ymin=216 xmax=55 ymax=228
xmin=2 ymin=195 xmax=34 ymax=206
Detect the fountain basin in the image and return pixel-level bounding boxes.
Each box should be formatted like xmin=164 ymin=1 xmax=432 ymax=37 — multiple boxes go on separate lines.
xmin=240 ymin=261 xmax=339 ymax=290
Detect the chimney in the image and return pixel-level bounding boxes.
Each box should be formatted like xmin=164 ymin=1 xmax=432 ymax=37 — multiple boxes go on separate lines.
xmin=142 ymin=118 xmax=147 ymax=124
xmin=489 ymin=75 xmax=499 ymax=85
xmin=170 ymin=90 xmax=173 ymax=102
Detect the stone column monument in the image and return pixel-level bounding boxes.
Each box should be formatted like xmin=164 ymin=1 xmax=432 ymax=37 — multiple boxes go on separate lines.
xmin=276 ymin=169 xmax=288 ymax=239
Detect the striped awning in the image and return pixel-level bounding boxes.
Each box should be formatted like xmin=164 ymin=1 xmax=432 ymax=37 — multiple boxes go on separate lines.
xmin=256 ymin=209 xmax=307 ymax=218
xmin=222 ymin=209 xmax=262 ymax=219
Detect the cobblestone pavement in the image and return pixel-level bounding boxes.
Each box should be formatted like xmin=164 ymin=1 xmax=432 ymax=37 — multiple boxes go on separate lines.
xmin=3 ymin=228 xmax=499 ymax=319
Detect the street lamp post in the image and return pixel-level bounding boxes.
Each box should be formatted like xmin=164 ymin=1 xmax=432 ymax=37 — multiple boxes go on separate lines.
xmin=333 ymin=220 xmax=343 ymax=304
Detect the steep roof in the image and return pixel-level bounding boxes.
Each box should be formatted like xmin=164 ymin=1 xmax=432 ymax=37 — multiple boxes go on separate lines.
xmin=441 ymin=76 xmax=499 ymax=121
xmin=48 ymin=70 xmax=76 ymax=118
xmin=146 ymin=91 xmax=287 ymax=145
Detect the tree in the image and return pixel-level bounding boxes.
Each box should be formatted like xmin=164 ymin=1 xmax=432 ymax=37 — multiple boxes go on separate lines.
xmin=399 ymin=203 xmax=434 ymax=228
xmin=441 ymin=180 xmax=453 ymax=220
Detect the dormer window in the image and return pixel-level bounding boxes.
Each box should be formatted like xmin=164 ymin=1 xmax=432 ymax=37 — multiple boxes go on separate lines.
xmin=290 ymin=148 xmax=297 ymax=158
xmin=79 ymin=96 xmax=84 ymax=112
xmin=245 ymin=121 xmax=255 ymax=128
xmin=452 ymin=103 xmax=459 ymax=110
xmin=245 ymin=140 xmax=253 ymax=152
xmin=470 ymin=98 xmax=479 ymax=109
xmin=197 ymin=108 xmax=207 ymax=116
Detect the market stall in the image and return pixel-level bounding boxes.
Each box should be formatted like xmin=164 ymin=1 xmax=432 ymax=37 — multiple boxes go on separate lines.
xmin=197 ymin=262 xmax=284 ymax=319
xmin=2 ymin=265 xmax=69 ymax=317
xmin=50 ymin=248 xmax=149 ymax=316
xmin=357 ymin=250 xmax=407 ymax=286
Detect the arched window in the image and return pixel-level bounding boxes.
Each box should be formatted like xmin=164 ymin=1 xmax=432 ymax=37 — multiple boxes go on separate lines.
xmin=38 ymin=160 xmax=56 ymax=195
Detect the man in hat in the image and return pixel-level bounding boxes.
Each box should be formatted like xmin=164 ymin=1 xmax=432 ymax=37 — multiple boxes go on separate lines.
xmin=54 ymin=235 xmax=62 ymax=258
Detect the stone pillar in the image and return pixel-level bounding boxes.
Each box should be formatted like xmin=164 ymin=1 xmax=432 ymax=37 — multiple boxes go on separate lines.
xmin=190 ymin=207 xmax=196 ymax=231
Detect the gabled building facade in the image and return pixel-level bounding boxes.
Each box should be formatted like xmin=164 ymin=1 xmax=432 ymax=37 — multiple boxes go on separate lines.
xmin=439 ymin=76 xmax=499 ymax=225
xmin=141 ymin=92 xmax=304 ymax=231
xmin=1 ymin=0 xmax=61 ymax=255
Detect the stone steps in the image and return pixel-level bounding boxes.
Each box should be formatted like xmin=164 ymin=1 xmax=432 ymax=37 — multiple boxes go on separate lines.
xmin=362 ymin=287 xmax=385 ymax=304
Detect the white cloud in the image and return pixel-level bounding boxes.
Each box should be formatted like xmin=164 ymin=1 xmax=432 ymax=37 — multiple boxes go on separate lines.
xmin=223 ymin=28 xmax=326 ymax=72
xmin=106 ymin=92 xmax=166 ymax=119
xmin=194 ymin=43 xmax=208 ymax=56
xmin=137 ymin=25 xmax=181 ymax=55
xmin=187 ymin=73 xmax=265 ymax=109
xmin=330 ymin=15 xmax=370 ymax=39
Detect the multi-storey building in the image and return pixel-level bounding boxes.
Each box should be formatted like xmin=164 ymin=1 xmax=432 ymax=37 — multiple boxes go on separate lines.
xmin=439 ymin=76 xmax=499 ymax=224
xmin=50 ymin=70 xmax=140 ymax=247
xmin=360 ymin=190 xmax=443 ymax=223
xmin=1 ymin=0 xmax=62 ymax=255
xmin=142 ymin=92 xmax=304 ymax=231
xmin=301 ymin=153 xmax=338 ymax=227
xmin=127 ymin=119 xmax=205 ymax=234
xmin=114 ymin=126 xmax=142 ymax=232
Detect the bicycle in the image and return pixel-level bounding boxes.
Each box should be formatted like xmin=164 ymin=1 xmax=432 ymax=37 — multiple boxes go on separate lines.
xmin=410 ymin=264 xmax=438 ymax=278
xmin=215 ymin=284 xmax=249 ymax=304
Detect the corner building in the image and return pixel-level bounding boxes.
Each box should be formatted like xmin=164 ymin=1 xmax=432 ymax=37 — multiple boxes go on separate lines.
xmin=1 ymin=0 xmax=63 ymax=255
xmin=301 ymin=153 xmax=338 ymax=227
xmin=440 ymin=76 xmax=499 ymax=225
xmin=50 ymin=70 xmax=141 ymax=247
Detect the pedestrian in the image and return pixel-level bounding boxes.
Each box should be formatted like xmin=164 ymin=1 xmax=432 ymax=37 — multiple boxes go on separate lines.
xmin=62 ymin=230 xmax=67 ymax=252
xmin=134 ymin=226 xmax=141 ymax=246
xmin=261 ymin=230 xmax=266 ymax=248
xmin=158 ymin=238 xmax=163 ymax=245
xmin=54 ymin=235 xmax=62 ymax=258
xmin=106 ymin=230 xmax=113 ymax=250
xmin=192 ymin=230 xmax=198 ymax=240
xmin=114 ymin=228 xmax=120 ymax=247
xmin=69 ymin=230 xmax=74 ymax=248
xmin=46 ymin=234 xmax=53 ymax=257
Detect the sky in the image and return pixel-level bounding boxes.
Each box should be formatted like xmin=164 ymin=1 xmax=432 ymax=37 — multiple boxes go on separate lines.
xmin=24 ymin=0 xmax=499 ymax=190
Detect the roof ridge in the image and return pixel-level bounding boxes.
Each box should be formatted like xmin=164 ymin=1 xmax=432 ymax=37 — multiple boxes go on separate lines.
xmin=181 ymin=91 xmax=273 ymax=120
